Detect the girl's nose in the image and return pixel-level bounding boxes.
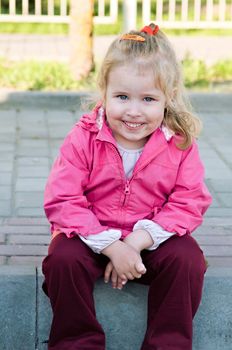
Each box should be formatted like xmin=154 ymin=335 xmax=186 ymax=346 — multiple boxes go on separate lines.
xmin=126 ymin=101 xmax=142 ymax=117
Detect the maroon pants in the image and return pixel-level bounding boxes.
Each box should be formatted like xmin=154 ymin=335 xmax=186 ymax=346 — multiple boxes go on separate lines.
xmin=42 ymin=233 xmax=206 ymax=350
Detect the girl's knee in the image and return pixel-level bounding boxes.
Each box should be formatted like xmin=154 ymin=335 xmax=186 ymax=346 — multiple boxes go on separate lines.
xmin=169 ymin=235 xmax=206 ymax=274
xmin=43 ymin=234 xmax=89 ymax=274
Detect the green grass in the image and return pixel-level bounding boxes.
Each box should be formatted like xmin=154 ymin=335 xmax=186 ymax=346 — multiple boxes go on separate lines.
xmin=0 ymin=57 xmax=232 ymax=92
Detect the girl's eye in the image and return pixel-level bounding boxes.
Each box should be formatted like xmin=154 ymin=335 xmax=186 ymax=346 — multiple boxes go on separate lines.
xmin=144 ymin=97 xmax=154 ymax=102
xmin=117 ymin=95 xmax=128 ymax=100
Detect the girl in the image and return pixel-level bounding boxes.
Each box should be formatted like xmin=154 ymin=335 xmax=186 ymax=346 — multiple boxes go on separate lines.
xmin=42 ymin=23 xmax=212 ymax=350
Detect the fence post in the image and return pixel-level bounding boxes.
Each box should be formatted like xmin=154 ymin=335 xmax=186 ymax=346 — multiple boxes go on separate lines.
xmin=123 ymin=0 xmax=137 ymax=32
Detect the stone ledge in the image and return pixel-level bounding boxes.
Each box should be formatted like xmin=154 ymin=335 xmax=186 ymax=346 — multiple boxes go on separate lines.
xmin=0 ymin=266 xmax=232 ymax=350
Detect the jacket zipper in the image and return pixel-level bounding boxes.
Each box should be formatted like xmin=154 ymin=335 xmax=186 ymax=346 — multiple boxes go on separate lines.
xmin=123 ymin=179 xmax=130 ymax=206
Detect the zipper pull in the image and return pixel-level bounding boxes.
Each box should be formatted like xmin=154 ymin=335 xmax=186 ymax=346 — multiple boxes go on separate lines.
xmin=124 ymin=180 xmax=130 ymax=194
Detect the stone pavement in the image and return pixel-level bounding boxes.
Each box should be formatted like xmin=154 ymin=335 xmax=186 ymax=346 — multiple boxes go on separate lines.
xmin=0 ymin=91 xmax=231 ymax=268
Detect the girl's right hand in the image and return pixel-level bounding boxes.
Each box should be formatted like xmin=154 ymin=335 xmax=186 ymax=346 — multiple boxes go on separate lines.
xmin=102 ymin=240 xmax=146 ymax=281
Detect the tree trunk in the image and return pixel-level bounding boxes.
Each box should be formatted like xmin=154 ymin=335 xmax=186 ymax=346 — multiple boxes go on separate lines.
xmin=69 ymin=0 xmax=94 ymax=81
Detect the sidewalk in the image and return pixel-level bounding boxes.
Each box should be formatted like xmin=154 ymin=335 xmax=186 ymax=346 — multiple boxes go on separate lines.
xmin=0 ymin=34 xmax=232 ymax=64
xmin=0 ymin=91 xmax=231 ymax=268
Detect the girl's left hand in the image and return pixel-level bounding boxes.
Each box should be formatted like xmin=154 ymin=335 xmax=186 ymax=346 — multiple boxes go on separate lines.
xmin=104 ymin=261 xmax=127 ymax=290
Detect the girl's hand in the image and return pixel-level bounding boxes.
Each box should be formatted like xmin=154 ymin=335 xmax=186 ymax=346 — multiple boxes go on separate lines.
xmin=102 ymin=240 xmax=146 ymax=281
xmin=104 ymin=261 xmax=127 ymax=290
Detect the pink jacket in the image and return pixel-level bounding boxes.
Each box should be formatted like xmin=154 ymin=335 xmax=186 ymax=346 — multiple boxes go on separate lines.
xmin=44 ymin=105 xmax=212 ymax=239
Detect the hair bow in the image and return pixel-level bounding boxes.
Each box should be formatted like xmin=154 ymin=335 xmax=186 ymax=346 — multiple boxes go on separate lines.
xmin=140 ymin=24 xmax=159 ymax=36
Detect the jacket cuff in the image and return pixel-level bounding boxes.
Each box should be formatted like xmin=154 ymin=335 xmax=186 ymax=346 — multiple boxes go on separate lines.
xmin=133 ymin=220 xmax=175 ymax=250
xmin=79 ymin=229 xmax=122 ymax=254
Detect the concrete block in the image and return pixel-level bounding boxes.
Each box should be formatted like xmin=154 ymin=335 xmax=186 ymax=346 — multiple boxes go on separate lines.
xmin=193 ymin=268 xmax=232 ymax=350
xmin=206 ymin=208 xmax=232 ymax=217
xmin=17 ymin=166 xmax=49 ymax=178
xmin=0 ymin=172 xmax=12 ymax=185
xmin=37 ymin=268 xmax=232 ymax=350
xmin=5 ymin=217 xmax=49 ymax=225
xmin=16 ymin=207 xmax=45 ymax=217
xmin=0 ymin=200 xmax=11 ymax=216
xmin=15 ymin=178 xmax=46 ymax=192
xmin=0 ymin=186 xmax=11 ymax=200
xmin=15 ymin=191 xmax=44 ymax=208
xmin=17 ymin=157 xmax=50 ymax=166
xmin=0 ymin=224 xmax=49 ymax=235
xmin=0 ymin=266 xmax=36 ymax=350
xmin=8 ymin=234 xmax=50 ymax=245
xmin=8 ymin=256 xmax=44 ymax=266
xmin=0 ymin=244 xmax=48 ymax=256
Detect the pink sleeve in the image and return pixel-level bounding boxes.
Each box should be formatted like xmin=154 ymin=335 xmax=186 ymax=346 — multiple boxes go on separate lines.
xmin=153 ymin=141 xmax=212 ymax=235
xmin=44 ymin=128 xmax=108 ymax=237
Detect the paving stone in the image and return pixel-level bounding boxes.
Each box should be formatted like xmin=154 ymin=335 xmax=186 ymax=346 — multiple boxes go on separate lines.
xmin=8 ymin=256 xmax=45 ymax=266
xmin=195 ymin=234 xmax=232 ymax=245
xmin=201 ymin=245 xmax=232 ymax=257
xmin=16 ymin=146 xmax=50 ymax=157
xmin=0 ymin=244 xmax=48 ymax=256
xmin=0 ymin=152 xmax=14 ymax=161
xmin=0 ymin=233 xmax=5 ymax=243
xmin=0 ymin=256 xmax=6 ymax=265
xmin=17 ymin=156 xmax=50 ymax=166
xmin=18 ymin=110 xmax=46 ymax=123
xmin=0 ymin=143 xmax=14 ymax=152
xmin=0 ymin=125 xmax=15 ymax=134
xmin=46 ymin=110 xmax=74 ymax=125
xmin=0 ymin=201 xmax=11 ymax=216
xmin=216 ymin=193 xmax=232 ymax=207
xmin=48 ymin=123 xmax=73 ymax=138
xmin=0 ymin=172 xmax=12 ymax=185
xmin=204 ymin=163 xmax=232 ymax=180
xmin=206 ymin=207 xmax=232 ymax=217
xmin=8 ymin=234 xmax=50 ymax=245
xmin=17 ymin=166 xmax=49 ymax=177
xmin=19 ymin=139 xmax=49 ymax=148
xmin=15 ymin=191 xmax=44 ymax=207
xmin=0 ymin=225 xmax=49 ymax=235
xmin=194 ymin=226 xmax=232 ymax=236
xmin=18 ymin=127 xmax=48 ymax=138
xmin=15 ymin=178 xmax=46 ymax=191
xmin=5 ymin=217 xmax=49 ymax=225
xmin=209 ymin=179 xmax=232 ymax=193
xmin=206 ymin=257 xmax=232 ymax=267
xmin=16 ymin=207 xmax=45 ymax=217
xmin=0 ymin=161 xmax=14 ymax=172
xmin=203 ymin=217 xmax=232 ymax=226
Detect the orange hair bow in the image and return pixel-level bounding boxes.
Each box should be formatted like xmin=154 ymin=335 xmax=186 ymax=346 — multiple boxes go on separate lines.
xmin=140 ymin=24 xmax=159 ymax=36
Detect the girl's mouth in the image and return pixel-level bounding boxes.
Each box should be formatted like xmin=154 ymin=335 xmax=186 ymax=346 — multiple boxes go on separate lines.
xmin=123 ymin=121 xmax=144 ymax=129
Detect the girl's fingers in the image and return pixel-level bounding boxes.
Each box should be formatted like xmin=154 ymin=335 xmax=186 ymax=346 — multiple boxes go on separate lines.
xmin=111 ymin=269 xmax=118 ymax=289
xmin=104 ymin=262 xmax=113 ymax=283
xmin=126 ymin=272 xmax=135 ymax=280
xmin=135 ymin=261 xmax=146 ymax=274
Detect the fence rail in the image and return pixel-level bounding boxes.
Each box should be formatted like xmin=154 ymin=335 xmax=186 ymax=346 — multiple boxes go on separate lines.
xmin=0 ymin=0 xmax=232 ymax=28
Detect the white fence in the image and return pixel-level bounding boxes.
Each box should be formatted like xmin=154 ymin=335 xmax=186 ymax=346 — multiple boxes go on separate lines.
xmin=0 ymin=0 xmax=232 ymax=29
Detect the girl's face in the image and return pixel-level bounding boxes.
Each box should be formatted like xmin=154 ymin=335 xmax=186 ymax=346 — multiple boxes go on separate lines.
xmin=105 ymin=63 xmax=166 ymax=149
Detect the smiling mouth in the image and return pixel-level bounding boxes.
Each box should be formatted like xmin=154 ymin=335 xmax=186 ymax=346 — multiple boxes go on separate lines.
xmin=123 ymin=121 xmax=144 ymax=129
